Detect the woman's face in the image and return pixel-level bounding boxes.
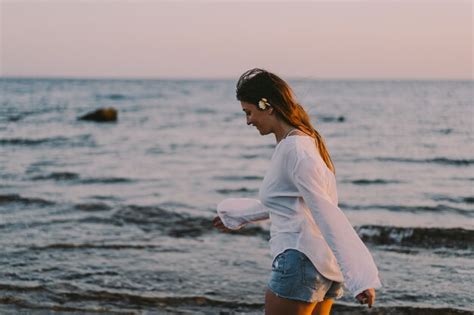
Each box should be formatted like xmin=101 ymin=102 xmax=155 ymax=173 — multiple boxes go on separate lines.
xmin=241 ymin=101 xmax=273 ymax=135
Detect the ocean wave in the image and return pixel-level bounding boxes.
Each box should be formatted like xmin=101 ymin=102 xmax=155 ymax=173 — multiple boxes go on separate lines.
xmin=106 ymin=204 xmax=267 ymax=238
xmin=0 ymin=194 xmax=54 ymax=207
xmin=194 ymin=108 xmax=217 ymax=114
xmin=438 ymin=128 xmax=453 ymax=134
xmin=0 ymin=106 xmax=65 ymax=122
xmin=0 ymin=285 xmax=471 ymax=315
xmin=157 ymin=201 xmax=195 ymax=210
xmin=233 ymin=223 xmax=473 ymax=251
xmin=430 ymin=194 xmax=474 ymax=204
xmin=0 ymin=134 xmax=95 ymax=148
xmin=240 ymin=154 xmax=260 ymax=159
xmin=108 ymin=203 xmax=270 ymax=238
xmin=30 ymin=172 xmax=134 ymax=184
xmin=110 ymin=205 xmax=211 ymax=237
xmin=214 ymin=175 xmax=264 ymax=181
xmin=0 ymin=219 xmax=71 ymax=231
xmin=79 ymin=177 xmax=135 ymax=184
xmin=216 ymin=187 xmax=258 ymax=195
xmin=95 ymin=93 xmax=129 ymax=101
xmin=346 ymin=179 xmax=402 ymax=185
xmin=375 ymin=157 xmax=473 ymax=166
xmin=31 ymin=172 xmax=80 ymax=181
xmin=74 ymin=203 xmax=112 ymax=212
xmin=6 ymin=115 xmax=23 ymax=122
xmin=243 ymin=143 xmax=276 ymax=150
xmin=340 ymin=202 xmax=473 ymax=216
xmin=356 ymin=225 xmax=473 ymax=250
xmin=464 ymin=197 xmax=474 ymax=204
xmin=452 ymin=177 xmax=474 ymax=182
xmin=27 ymin=243 xmax=182 ymax=251
xmin=0 ymin=283 xmax=44 ymax=292
xmin=0 ymin=296 xmax=135 ymax=314
xmin=332 ymin=304 xmax=473 ymax=315
xmin=0 ymin=283 xmax=261 ymax=309
xmin=90 ymin=195 xmax=123 ymax=201
xmin=0 ymin=290 xmax=261 ymax=314
xmin=0 ymin=137 xmax=68 ymax=146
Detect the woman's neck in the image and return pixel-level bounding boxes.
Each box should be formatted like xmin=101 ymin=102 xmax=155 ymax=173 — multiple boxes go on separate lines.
xmin=274 ymin=124 xmax=296 ymax=144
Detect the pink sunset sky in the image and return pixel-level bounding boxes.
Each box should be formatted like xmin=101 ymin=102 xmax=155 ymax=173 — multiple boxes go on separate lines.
xmin=1 ymin=0 xmax=472 ymax=79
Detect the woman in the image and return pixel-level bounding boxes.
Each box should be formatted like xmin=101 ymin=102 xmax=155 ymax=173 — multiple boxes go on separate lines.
xmin=212 ymin=68 xmax=381 ymax=315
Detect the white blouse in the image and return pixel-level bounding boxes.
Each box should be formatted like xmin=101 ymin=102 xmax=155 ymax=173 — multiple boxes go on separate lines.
xmin=217 ymin=135 xmax=382 ymax=296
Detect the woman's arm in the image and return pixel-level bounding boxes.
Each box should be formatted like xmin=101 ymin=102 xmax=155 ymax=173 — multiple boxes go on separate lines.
xmin=291 ymin=155 xmax=382 ymax=298
xmin=215 ymin=198 xmax=269 ymax=230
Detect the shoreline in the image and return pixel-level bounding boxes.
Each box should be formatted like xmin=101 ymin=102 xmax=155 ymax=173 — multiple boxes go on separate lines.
xmin=0 ymin=300 xmax=472 ymax=315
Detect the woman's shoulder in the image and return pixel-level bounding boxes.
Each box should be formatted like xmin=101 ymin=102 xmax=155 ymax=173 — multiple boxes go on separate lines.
xmin=283 ymin=133 xmax=316 ymax=153
xmin=279 ymin=133 xmax=319 ymax=162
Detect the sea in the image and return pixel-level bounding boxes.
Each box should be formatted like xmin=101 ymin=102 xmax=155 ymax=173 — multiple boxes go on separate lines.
xmin=0 ymin=78 xmax=472 ymax=314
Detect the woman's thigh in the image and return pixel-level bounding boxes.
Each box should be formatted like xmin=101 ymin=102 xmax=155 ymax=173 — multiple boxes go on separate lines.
xmin=265 ymin=288 xmax=316 ymax=315
xmin=312 ymin=299 xmax=334 ymax=315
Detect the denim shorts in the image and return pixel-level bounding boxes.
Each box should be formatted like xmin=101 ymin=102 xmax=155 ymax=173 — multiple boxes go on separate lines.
xmin=267 ymin=249 xmax=344 ymax=303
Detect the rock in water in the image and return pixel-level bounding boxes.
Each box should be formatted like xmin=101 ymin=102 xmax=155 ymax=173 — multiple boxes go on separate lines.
xmin=78 ymin=107 xmax=118 ymax=122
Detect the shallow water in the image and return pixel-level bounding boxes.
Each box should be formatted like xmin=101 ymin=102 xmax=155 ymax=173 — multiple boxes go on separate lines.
xmin=0 ymin=78 xmax=473 ymax=314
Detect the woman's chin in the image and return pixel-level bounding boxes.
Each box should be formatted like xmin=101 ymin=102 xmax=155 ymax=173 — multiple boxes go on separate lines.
xmin=255 ymin=126 xmax=268 ymax=135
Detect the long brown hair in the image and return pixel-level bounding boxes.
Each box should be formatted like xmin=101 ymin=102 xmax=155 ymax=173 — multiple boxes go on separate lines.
xmin=236 ymin=68 xmax=336 ymax=175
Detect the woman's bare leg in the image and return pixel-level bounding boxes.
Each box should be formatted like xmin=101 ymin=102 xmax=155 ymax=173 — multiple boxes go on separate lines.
xmin=265 ymin=289 xmax=317 ymax=315
xmin=311 ymin=299 xmax=333 ymax=315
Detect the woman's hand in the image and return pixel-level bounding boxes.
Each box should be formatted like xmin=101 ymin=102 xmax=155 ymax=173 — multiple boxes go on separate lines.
xmin=356 ymin=288 xmax=375 ymax=308
xmin=212 ymin=216 xmax=234 ymax=233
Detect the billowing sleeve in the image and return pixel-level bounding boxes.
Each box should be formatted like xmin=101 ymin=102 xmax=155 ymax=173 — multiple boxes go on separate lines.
xmin=217 ymin=198 xmax=269 ymax=230
xmin=292 ymin=155 xmax=382 ymax=297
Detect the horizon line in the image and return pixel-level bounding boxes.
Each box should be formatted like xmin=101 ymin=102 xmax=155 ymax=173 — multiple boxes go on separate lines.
xmin=1 ymin=75 xmax=472 ymax=82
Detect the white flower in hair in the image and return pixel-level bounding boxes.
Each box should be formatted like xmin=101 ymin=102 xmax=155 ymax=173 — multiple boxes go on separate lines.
xmin=258 ymin=98 xmax=271 ymax=110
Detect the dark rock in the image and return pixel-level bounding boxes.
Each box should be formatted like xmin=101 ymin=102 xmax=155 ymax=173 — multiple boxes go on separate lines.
xmin=78 ymin=107 xmax=118 ymax=122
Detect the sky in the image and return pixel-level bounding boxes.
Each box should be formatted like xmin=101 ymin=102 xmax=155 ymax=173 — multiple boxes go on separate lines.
xmin=1 ymin=0 xmax=472 ymax=79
